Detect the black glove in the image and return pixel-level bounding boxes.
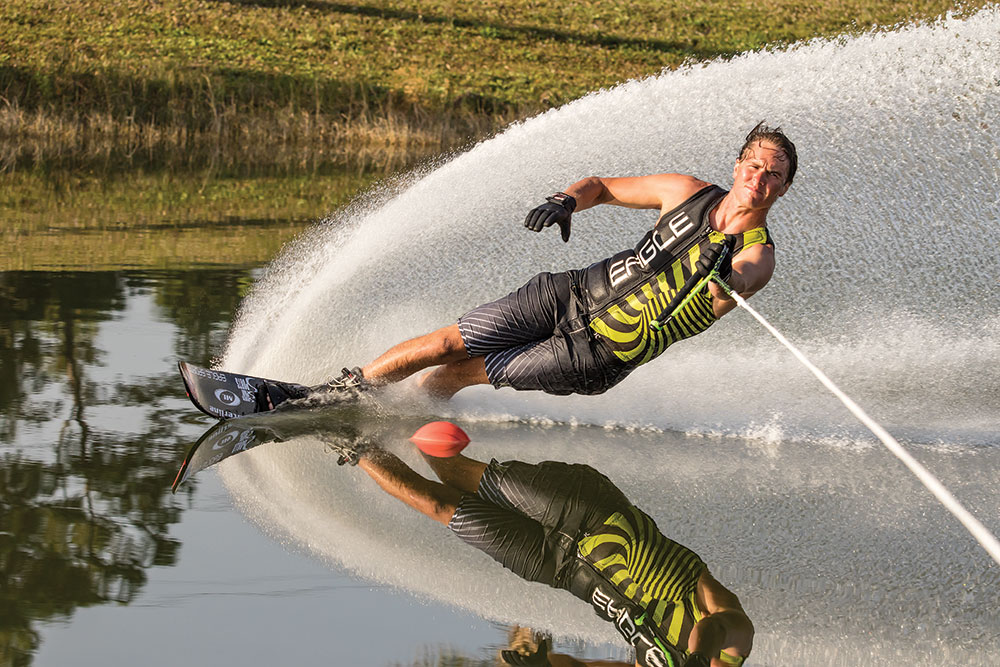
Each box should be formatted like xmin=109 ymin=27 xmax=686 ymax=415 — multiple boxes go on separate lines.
xmin=694 ymin=242 xmax=726 ymax=277
xmin=681 ymin=652 xmax=711 ymax=667
xmin=500 ymin=637 xmax=550 ymax=666
xmin=524 ymin=192 xmax=576 ymax=243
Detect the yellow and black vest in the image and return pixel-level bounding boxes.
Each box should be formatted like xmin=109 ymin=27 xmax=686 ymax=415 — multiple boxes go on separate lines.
xmin=580 ymin=185 xmax=772 ymax=367
xmin=561 ymin=506 xmax=704 ymax=666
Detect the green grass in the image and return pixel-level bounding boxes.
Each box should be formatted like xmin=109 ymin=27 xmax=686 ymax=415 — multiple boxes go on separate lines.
xmin=0 ymin=0 xmax=987 ymax=168
xmin=0 ymin=0 xmax=988 ymax=268
xmin=3 ymin=0 xmax=983 ymax=111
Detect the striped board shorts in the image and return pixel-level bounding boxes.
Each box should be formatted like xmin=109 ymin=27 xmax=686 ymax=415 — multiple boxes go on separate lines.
xmin=457 ymin=271 xmax=628 ymax=395
xmin=447 ymin=459 xmax=631 ymax=586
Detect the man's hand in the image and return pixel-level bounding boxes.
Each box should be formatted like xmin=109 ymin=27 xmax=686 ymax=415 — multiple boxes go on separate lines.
xmin=524 ymin=193 xmax=576 ymax=242
xmin=695 ymin=242 xmax=727 ymax=278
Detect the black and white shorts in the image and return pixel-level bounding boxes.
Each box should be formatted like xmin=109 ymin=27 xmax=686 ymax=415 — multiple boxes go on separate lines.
xmin=457 ymin=271 xmax=627 ymax=395
xmin=447 ymin=459 xmax=631 ymax=586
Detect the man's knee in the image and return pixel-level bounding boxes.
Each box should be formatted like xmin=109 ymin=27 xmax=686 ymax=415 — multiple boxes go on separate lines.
xmin=417 ymin=357 xmax=489 ymax=399
xmin=408 ymin=323 xmax=466 ymax=364
xmin=432 ymin=323 xmax=467 ymax=359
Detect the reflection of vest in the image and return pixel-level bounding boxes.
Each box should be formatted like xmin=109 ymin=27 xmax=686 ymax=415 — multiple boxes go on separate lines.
xmin=581 ymin=185 xmax=772 ymax=367
xmin=571 ymin=506 xmax=705 ymax=666
xmin=563 ymin=559 xmax=688 ymax=667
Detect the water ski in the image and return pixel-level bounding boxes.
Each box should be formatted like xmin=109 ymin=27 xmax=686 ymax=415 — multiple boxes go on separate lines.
xmin=172 ymin=406 xmax=371 ymax=492
xmin=178 ymin=361 xmax=365 ymax=419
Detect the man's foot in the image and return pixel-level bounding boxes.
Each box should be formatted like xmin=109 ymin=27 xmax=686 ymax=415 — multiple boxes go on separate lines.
xmin=256 ymin=380 xmax=312 ymax=412
xmin=314 ymin=367 xmax=369 ymax=394
xmin=324 ymin=435 xmax=370 ymax=466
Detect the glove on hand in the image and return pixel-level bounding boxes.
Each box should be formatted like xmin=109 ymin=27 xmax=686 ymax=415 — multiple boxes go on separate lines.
xmin=524 ymin=192 xmax=576 ymax=243
xmin=695 ymin=242 xmax=726 ymax=277
xmin=500 ymin=637 xmax=550 ymax=666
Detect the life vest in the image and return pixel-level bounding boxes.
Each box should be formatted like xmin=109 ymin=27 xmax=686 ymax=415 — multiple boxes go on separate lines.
xmin=580 ymin=185 xmax=772 ymax=367
xmin=563 ymin=557 xmax=690 ymax=667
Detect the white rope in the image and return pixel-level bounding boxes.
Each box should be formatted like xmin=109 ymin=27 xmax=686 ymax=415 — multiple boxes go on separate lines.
xmin=728 ymin=290 xmax=1000 ymax=567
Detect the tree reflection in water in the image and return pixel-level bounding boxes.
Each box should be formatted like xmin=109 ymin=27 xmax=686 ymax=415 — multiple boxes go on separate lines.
xmin=0 ymin=270 xmax=250 ymax=666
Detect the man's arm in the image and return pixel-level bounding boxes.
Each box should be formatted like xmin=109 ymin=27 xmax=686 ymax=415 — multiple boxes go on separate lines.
xmin=563 ymin=174 xmax=709 ymax=214
xmin=708 ymin=242 xmax=774 ymax=318
xmin=688 ymin=571 xmax=754 ymax=666
xmin=524 ymin=173 xmax=708 ymax=242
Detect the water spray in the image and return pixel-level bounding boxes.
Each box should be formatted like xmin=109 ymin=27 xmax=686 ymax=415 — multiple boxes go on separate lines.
xmin=709 ymin=274 xmax=1000 ymax=567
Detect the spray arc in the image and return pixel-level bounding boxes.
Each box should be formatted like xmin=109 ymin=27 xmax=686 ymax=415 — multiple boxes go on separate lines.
xmin=214 ymin=8 xmax=1000 ymax=661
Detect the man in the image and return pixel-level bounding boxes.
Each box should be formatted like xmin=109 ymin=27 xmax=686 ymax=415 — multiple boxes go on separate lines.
xmin=336 ymin=435 xmax=754 ymax=667
xmin=289 ymin=122 xmax=794 ymax=404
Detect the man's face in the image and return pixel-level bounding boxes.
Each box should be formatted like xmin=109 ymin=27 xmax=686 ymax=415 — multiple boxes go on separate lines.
xmin=731 ymin=140 xmax=791 ymax=210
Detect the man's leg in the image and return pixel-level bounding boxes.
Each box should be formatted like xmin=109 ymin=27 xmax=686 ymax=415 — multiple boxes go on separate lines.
xmin=419 ymin=453 xmax=489 ymax=494
xmin=416 ymin=357 xmax=490 ymax=400
xmin=357 ymin=449 xmax=471 ymax=526
xmin=361 ymin=323 xmax=467 ymax=383
xmin=358 ymin=323 xmax=490 ymax=399
xmin=356 ymin=272 xmax=571 ymax=398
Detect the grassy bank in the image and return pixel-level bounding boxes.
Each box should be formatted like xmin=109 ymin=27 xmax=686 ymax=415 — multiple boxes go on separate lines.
xmin=0 ymin=0 xmax=985 ymax=170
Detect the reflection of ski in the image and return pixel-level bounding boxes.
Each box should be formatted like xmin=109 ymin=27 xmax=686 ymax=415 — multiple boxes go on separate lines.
xmin=172 ymin=406 xmax=371 ymax=492
xmin=178 ymin=361 xmax=314 ymax=419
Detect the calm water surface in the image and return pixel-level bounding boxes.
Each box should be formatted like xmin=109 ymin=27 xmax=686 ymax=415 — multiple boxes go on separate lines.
xmin=0 ymin=270 xmax=530 ymax=667
xmin=7 ymin=267 xmax=998 ymax=667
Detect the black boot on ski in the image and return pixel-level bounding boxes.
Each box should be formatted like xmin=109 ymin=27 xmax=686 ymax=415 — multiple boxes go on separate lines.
xmin=255 ymin=379 xmax=311 ymax=412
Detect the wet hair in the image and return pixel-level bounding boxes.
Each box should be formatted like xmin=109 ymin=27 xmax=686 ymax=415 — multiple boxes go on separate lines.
xmin=738 ymin=121 xmax=797 ymax=185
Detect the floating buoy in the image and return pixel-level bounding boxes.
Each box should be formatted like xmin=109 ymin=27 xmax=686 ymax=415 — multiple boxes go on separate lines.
xmin=409 ymin=421 xmax=471 ymax=457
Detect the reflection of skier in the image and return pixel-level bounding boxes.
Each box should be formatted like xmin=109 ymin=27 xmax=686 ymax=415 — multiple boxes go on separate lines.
xmin=334 ymin=437 xmax=753 ymax=667
xmin=318 ymin=122 xmax=795 ymax=401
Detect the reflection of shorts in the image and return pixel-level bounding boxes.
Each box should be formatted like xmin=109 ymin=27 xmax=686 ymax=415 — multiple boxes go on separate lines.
xmin=447 ymin=459 xmax=631 ymax=586
xmin=457 ymin=271 xmax=628 ymax=395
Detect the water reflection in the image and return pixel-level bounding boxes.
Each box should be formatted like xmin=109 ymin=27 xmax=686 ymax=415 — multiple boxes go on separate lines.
xmin=0 ymin=156 xmax=428 ymax=272
xmin=0 ymin=270 xmax=251 ymax=666
xmin=181 ymin=410 xmax=752 ymax=667
xmin=172 ymin=404 xmax=379 ymax=491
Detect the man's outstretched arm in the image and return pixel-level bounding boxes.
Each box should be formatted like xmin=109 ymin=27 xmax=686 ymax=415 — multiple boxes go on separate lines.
xmin=563 ymin=174 xmax=709 ymax=214
xmin=525 ymin=174 xmax=709 ymax=242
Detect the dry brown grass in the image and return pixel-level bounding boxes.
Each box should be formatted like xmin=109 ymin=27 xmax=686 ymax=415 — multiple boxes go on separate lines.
xmin=0 ymin=100 xmax=510 ymax=173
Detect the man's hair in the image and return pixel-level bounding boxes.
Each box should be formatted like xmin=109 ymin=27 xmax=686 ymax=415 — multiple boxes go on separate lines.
xmin=738 ymin=121 xmax=797 ymax=185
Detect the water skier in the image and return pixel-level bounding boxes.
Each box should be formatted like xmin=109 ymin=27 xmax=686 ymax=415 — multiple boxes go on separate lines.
xmin=329 ymin=435 xmax=754 ymax=667
xmin=258 ymin=122 xmax=794 ymax=407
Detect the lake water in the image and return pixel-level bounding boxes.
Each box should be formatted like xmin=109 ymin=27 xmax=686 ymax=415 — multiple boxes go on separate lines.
xmin=0 ymin=270 xmax=518 ymax=667
xmin=5 ymin=7 xmax=1000 ymax=666
xmin=4 ymin=270 xmax=999 ymax=666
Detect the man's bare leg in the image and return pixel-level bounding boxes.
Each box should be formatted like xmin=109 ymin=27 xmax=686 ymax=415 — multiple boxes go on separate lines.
xmin=357 ymin=450 xmax=467 ymax=526
xmin=361 ymin=323 xmax=469 ymax=385
xmin=417 ymin=357 xmax=490 ymax=400
xmin=359 ymin=323 xmax=491 ymax=399
xmin=419 ymin=453 xmax=489 ymax=494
